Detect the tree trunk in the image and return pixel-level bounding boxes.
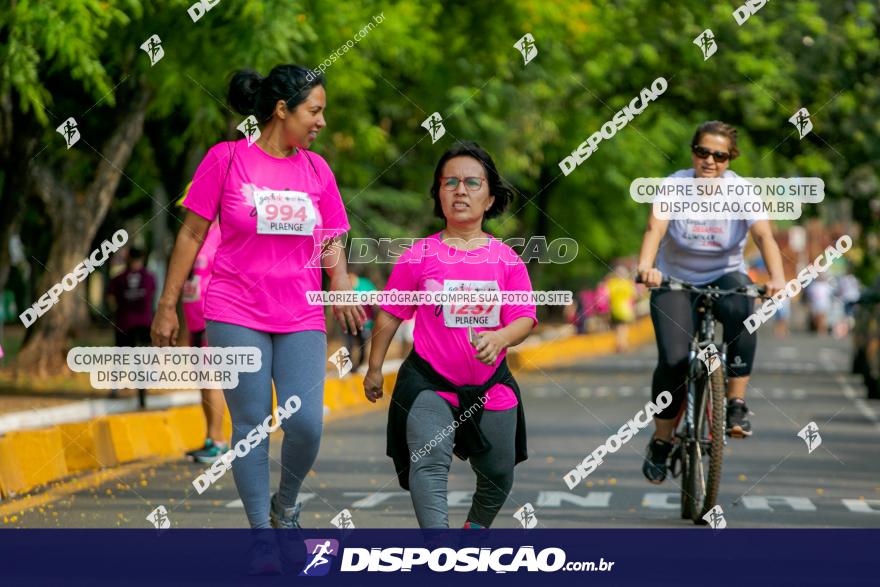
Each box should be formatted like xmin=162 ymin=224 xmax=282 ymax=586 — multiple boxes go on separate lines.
xmin=13 ymin=90 xmax=151 ymax=378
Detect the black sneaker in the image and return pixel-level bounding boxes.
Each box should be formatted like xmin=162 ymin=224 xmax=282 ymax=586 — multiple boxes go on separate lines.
xmin=269 ymin=493 xmax=302 ymax=529
xmin=642 ymin=438 xmax=674 ymax=484
xmin=727 ymin=399 xmax=753 ymax=437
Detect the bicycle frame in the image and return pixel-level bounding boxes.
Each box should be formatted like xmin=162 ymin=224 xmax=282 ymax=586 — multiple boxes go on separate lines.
xmin=670 ymin=288 xmax=725 ymax=445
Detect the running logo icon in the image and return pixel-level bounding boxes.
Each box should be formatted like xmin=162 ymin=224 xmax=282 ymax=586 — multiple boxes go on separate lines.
xmin=422 ymin=112 xmax=446 ymax=144
xmin=237 ymin=115 xmax=261 ymax=146
xmin=798 ymin=421 xmax=821 ymax=453
xmin=146 ymin=505 xmax=171 ymax=529
xmin=56 ymin=117 xmax=80 ymax=149
xmin=513 ymin=502 xmax=538 ymax=528
xmin=696 ymin=343 xmax=721 ymax=375
xmin=789 ymin=108 xmax=813 ymax=139
xmin=330 ymin=508 xmax=355 ymax=529
xmin=702 ymin=505 xmax=727 ymax=529
xmin=694 ymin=29 xmax=717 ymax=60
xmin=328 ymin=347 xmax=353 ymax=378
xmin=140 ymin=34 xmax=165 ymax=66
xmin=514 ymin=33 xmax=538 ymax=65
xmin=300 ymin=539 xmax=339 ymax=577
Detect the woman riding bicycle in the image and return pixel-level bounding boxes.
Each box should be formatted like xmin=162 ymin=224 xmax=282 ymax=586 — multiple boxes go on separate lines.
xmin=637 ymin=120 xmax=785 ymax=484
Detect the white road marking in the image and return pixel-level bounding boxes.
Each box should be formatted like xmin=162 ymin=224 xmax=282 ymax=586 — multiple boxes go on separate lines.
xmin=536 ymin=492 xmax=612 ymax=508
xmin=641 ymin=493 xmax=678 ymax=510
xmin=740 ymin=496 xmax=817 ymax=511
xmin=841 ymin=499 xmax=880 ymax=514
xmin=345 ymin=491 xmax=409 ymax=508
xmin=222 ymin=492 xmax=879 ymax=516
xmin=820 ymin=357 xmax=880 ymax=433
xmin=225 ymin=493 xmax=315 ymax=508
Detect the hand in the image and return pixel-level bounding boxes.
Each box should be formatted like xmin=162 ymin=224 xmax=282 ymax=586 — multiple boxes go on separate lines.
xmin=765 ymin=277 xmax=786 ymax=298
xmin=151 ymin=304 xmax=179 ymax=347
xmin=329 ymin=275 xmax=367 ymax=334
xmin=638 ymin=267 xmax=663 ymax=288
xmin=472 ymin=330 xmax=508 ymax=366
xmin=363 ymin=367 xmax=384 ymax=403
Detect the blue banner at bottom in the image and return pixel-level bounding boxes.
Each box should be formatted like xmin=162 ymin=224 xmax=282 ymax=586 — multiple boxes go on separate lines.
xmin=1 ymin=529 xmax=874 ymax=586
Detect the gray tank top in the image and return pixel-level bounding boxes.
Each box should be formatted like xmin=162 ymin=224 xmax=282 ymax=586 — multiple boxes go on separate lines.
xmin=655 ymin=169 xmax=755 ymax=285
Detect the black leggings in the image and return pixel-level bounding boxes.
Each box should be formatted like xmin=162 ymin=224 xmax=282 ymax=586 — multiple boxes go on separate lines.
xmin=650 ymin=272 xmax=757 ymax=420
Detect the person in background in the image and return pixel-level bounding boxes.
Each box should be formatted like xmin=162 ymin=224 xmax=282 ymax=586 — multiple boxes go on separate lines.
xmin=606 ymin=264 xmax=637 ymax=353
xmin=593 ymin=279 xmax=610 ymax=331
xmin=181 ymin=215 xmax=230 ymax=463
xmin=773 ymin=297 xmax=791 ymax=338
xmin=107 ymin=248 xmax=156 ymax=408
xmin=564 ymin=286 xmax=589 ymax=334
xmin=836 ymin=269 xmax=861 ymax=336
xmin=345 ymin=271 xmax=377 ymax=371
xmin=806 ymin=275 xmax=832 ymax=335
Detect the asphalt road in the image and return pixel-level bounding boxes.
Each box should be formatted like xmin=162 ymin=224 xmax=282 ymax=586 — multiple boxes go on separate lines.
xmin=7 ymin=331 xmax=880 ymax=529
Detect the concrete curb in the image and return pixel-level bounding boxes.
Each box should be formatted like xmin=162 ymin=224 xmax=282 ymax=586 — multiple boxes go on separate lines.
xmin=509 ymin=317 xmax=654 ymax=371
xmin=0 ymin=318 xmax=651 ymax=499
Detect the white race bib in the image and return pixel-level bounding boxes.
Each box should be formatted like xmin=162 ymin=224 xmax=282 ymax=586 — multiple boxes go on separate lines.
xmin=443 ymin=279 xmax=501 ymax=328
xmin=182 ymin=275 xmax=201 ymax=303
xmin=254 ymin=190 xmax=317 ymax=236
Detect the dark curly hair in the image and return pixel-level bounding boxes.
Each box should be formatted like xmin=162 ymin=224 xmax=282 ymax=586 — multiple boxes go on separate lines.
xmin=430 ymin=141 xmax=513 ymax=221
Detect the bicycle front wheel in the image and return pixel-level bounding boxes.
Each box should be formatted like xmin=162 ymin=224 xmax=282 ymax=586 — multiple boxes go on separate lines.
xmin=701 ymin=365 xmax=726 ymax=517
xmin=685 ymin=365 xmax=726 ymax=524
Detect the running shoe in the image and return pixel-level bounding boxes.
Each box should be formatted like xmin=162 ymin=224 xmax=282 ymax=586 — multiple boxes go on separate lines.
xmin=463 ymin=520 xmax=485 ymax=529
xmin=186 ymin=439 xmax=230 ymax=464
xmin=269 ymin=493 xmax=302 ymax=529
xmin=642 ymin=438 xmax=673 ymax=484
xmin=726 ymin=398 xmax=753 ymax=437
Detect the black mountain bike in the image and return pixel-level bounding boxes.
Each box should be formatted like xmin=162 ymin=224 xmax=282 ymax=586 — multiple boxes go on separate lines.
xmin=648 ymin=277 xmax=766 ymax=524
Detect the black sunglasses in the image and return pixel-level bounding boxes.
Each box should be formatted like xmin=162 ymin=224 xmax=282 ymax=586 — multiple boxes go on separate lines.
xmin=692 ymin=144 xmax=731 ymax=162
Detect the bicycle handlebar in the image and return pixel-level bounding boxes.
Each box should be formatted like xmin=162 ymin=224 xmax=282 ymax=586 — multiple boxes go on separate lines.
xmin=635 ymin=274 xmax=767 ymax=298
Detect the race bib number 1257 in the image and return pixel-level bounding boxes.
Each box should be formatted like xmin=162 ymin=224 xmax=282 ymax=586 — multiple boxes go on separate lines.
xmin=254 ymin=190 xmax=317 ymax=236
xmin=443 ymin=280 xmax=501 ymax=328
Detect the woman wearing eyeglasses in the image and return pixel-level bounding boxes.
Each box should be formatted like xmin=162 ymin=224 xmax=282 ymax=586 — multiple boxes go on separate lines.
xmin=363 ymin=142 xmax=537 ymax=529
xmin=637 ymin=121 xmax=785 ymax=484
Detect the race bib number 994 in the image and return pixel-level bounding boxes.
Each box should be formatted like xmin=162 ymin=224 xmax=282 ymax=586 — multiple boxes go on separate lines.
xmin=254 ymin=190 xmax=317 ymax=236
xmin=443 ymin=279 xmax=501 ymax=328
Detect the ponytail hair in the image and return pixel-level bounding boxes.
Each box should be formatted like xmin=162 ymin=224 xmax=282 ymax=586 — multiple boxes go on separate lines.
xmin=227 ymin=65 xmax=324 ymax=122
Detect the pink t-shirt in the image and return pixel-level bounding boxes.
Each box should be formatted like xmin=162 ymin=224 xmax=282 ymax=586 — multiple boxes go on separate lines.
xmin=381 ymin=234 xmax=537 ymax=411
xmin=182 ymin=221 xmax=221 ymax=333
xmin=183 ymin=140 xmax=349 ymax=332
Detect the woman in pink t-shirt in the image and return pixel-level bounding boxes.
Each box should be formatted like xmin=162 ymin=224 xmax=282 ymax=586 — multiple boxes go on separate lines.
xmin=364 ymin=142 xmax=537 ymax=529
xmin=152 ymin=65 xmax=364 ymax=547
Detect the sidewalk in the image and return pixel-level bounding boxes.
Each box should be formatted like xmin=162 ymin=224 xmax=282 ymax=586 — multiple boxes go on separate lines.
xmin=0 ymin=318 xmax=653 ymax=500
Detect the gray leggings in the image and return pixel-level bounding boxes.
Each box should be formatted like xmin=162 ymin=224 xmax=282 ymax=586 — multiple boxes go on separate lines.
xmin=406 ymin=390 xmax=516 ymax=528
xmin=205 ymin=321 xmax=326 ymax=529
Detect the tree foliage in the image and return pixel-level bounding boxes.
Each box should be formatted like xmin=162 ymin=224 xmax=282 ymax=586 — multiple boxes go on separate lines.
xmin=1 ymin=0 xmax=878 ymax=374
